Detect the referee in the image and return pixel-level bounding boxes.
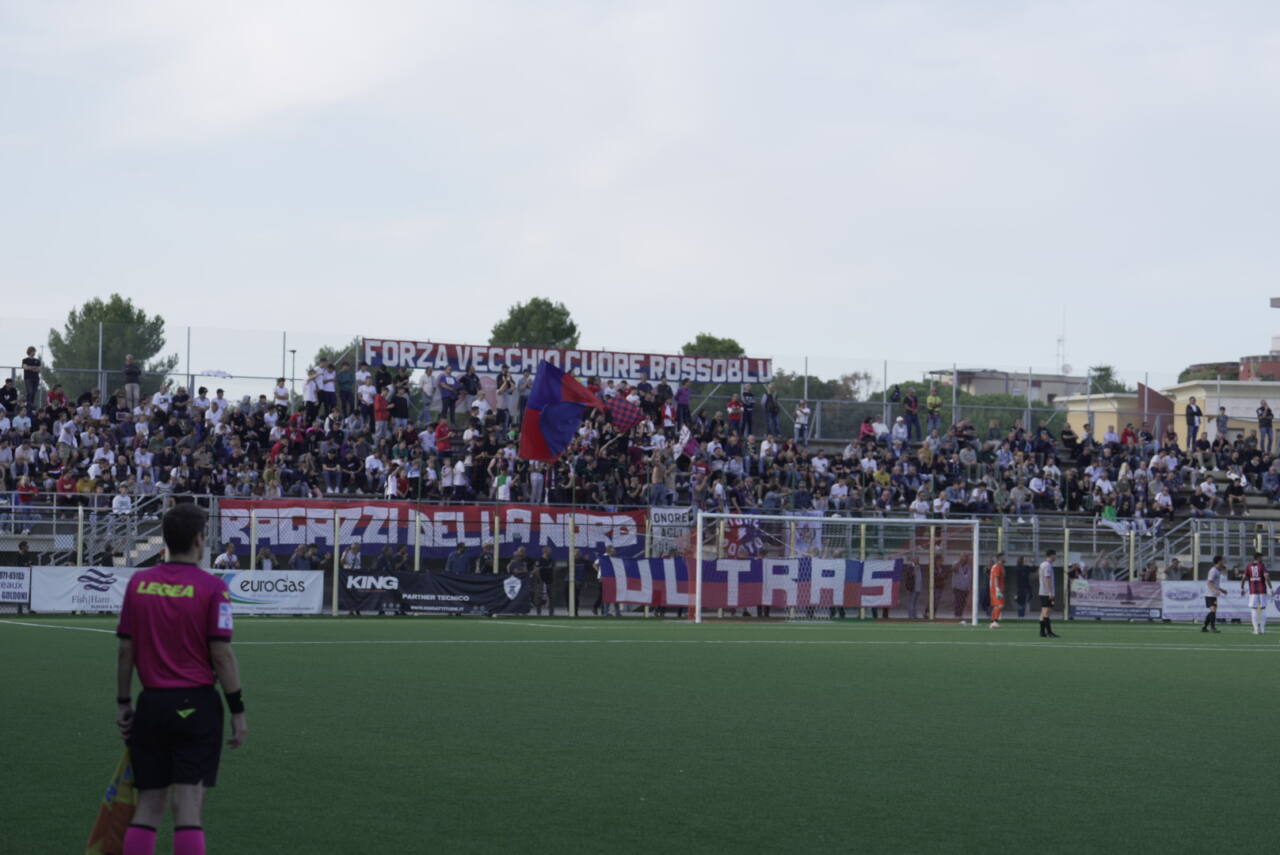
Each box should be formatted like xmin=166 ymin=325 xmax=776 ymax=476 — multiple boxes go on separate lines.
xmin=115 ymin=504 xmax=248 ymax=855
xmin=1038 ymin=548 xmax=1060 ymax=638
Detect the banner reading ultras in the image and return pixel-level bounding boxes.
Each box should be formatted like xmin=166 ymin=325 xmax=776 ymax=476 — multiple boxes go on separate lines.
xmin=362 ymin=338 xmax=773 ymax=384
xmin=599 ymin=557 xmax=901 ymax=608
xmin=220 ymin=500 xmax=646 ymax=559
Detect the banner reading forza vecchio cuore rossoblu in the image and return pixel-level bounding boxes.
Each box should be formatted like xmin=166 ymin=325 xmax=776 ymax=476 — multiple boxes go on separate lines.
xmin=219 ymin=500 xmax=646 ymax=560
xmin=361 ymin=338 xmax=772 ymax=384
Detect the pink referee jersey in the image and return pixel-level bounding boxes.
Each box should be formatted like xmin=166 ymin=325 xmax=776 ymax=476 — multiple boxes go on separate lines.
xmin=116 ymin=562 xmax=234 ymax=689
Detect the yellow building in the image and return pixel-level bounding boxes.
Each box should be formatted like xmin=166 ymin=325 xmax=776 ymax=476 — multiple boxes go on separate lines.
xmin=1054 ymin=380 xmax=1280 ymax=447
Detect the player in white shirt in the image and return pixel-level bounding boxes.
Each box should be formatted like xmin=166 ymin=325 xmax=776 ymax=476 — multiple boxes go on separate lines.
xmin=1039 ymin=549 xmax=1060 ymax=638
xmin=1201 ymin=555 xmax=1228 ymax=633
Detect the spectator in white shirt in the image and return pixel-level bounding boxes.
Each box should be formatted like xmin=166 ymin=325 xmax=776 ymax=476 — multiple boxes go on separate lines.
xmin=418 ymin=368 xmax=437 ymax=420
xmin=891 ymin=417 xmax=909 ymax=444
xmin=264 ymin=378 xmax=286 ymax=411
xmin=794 ymin=401 xmax=812 ymax=446
xmin=111 ymin=487 xmax=133 ymax=515
xmin=212 ymin=543 xmax=239 ymax=569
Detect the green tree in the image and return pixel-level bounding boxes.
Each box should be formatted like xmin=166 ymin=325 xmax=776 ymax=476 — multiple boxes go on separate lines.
xmin=313 ymin=337 xmax=362 ymax=370
xmin=769 ymin=370 xmax=874 ymax=401
xmin=489 ymin=298 xmax=579 ymax=349
xmin=46 ymin=294 xmax=179 ymax=397
xmin=1087 ymin=365 xmax=1130 ymax=394
xmin=681 ymin=333 xmax=745 ymax=358
xmin=1177 ymin=362 xmax=1239 ymax=383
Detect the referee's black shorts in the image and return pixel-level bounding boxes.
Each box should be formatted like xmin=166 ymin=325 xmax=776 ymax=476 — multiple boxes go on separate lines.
xmin=129 ymin=685 xmax=224 ymax=789
xmin=1039 ymin=595 xmax=1054 ymax=608
xmin=1205 ymin=596 xmax=1218 ymax=608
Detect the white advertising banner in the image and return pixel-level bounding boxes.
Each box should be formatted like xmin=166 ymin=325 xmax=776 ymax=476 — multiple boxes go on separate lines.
xmin=30 ymin=567 xmax=323 ymax=615
xmin=1161 ymin=581 xmax=1280 ymax=622
xmin=31 ymin=566 xmax=140 ymax=613
xmin=215 ymin=571 xmax=324 ymax=615
xmin=0 ymin=566 xmax=32 ymax=604
xmin=649 ymin=507 xmax=694 ymax=555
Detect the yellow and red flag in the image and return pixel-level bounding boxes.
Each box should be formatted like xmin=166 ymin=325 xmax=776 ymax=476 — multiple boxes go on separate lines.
xmin=85 ymin=748 xmax=137 ymax=855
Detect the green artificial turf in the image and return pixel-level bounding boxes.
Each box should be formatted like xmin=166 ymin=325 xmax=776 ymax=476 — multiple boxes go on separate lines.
xmin=3 ymin=615 xmax=1276 ymax=854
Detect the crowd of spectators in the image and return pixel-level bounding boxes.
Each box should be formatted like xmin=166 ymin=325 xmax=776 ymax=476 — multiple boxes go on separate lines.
xmin=2 ymin=352 xmax=1277 ymax=527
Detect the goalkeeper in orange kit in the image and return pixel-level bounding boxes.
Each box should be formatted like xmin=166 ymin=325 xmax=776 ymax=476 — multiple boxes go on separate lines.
xmin=988 ymin=553 xmax=1005 ymax=628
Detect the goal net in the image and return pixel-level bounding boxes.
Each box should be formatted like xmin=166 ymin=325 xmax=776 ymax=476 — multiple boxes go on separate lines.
xmin=691 ymin=513 xmax=981 ymax=624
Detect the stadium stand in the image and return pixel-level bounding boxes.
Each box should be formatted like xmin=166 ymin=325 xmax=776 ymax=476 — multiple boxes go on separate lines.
xmin=2 ymin=359 xmax=1279 ymax=532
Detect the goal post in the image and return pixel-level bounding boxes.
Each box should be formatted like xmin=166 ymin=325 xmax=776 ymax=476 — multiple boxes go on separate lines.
xmin=692 ymin=512 xmax=981 ymax=625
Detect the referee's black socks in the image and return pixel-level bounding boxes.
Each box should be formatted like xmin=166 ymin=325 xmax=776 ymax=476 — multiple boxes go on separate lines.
xmin=1039 ymin=618 xmax=1047 ymax=637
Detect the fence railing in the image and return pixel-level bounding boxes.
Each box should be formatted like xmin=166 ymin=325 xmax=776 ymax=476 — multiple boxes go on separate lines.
xmin=3 ymin=496 xmax=1273 ymax=582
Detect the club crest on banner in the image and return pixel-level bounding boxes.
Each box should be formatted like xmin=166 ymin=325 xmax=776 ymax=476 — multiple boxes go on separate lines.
xmin=503 ymin=576 xmax=523 ymax=599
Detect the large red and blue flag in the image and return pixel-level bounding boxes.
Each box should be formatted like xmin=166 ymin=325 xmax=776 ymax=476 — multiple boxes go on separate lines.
xmin=518 ymin=361 xmax=605 ymax=461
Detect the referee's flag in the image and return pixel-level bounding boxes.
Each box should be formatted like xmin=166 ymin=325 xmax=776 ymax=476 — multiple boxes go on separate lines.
xmin=85 ymin=748 xmax=137 ymax=855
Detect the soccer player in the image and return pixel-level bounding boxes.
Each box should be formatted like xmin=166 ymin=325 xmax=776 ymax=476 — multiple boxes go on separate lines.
xmin=1038 ymin=548 xmax=1060 ymax=638
xmin=115 ymin=504 xmax=249 ymax=855
xmin=1202 ymin=554 xmax=1228 ymax=633
xmin=1241 ymin=550 xmax=1271 ymax=634
xmin=989 ymin=552 xmax=1005 ymax=629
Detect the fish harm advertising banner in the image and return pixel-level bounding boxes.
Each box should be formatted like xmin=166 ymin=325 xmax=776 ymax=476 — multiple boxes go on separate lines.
xmin=362 ymin=338 xmax=772 ymax=384
xmin=598 ymin=557 xmax=901 ymax=609
xmin=1068 ymin=580 xmax=1163 ymax=620
xmin=219 ymin=500 xmax=645 ymax=560
xmin=31 ymin=566 xmax=141 ymax=613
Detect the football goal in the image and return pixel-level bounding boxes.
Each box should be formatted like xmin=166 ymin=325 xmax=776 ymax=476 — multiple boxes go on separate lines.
xmin=691 ymin=512 xmax=981 ymax=625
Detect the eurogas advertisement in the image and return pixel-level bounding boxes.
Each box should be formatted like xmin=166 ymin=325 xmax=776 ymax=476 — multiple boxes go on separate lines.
xmin=215 ymin=571 xmax=323 ymax=615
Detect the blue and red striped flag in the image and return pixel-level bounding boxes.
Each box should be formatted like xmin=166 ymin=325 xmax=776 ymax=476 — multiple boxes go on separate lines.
xmin=605 ymin=396 xmax=644 ymax=433
xmin=518 ymin=361 xmax=605 ymax=461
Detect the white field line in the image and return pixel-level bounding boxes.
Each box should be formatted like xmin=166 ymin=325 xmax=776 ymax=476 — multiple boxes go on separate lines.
xmin=4 ymin=619 xmax=1276 ymax=654
xmin=0 ymin=619 xmax=115 ymax=634
xmin=227 ymin=639 xmax=1278 ymax=652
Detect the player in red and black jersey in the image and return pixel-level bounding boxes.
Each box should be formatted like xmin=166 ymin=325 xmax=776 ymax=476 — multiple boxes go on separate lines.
xmin=1240 ymin=551 xmax=1271 ymax=635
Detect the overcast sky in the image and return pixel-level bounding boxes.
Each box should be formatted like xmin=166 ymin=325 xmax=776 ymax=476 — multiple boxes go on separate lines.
xmin=3 ymin=0 xmax=1278 ymax=389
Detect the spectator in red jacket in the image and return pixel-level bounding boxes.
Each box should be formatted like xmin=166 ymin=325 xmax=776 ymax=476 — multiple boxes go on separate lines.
xmin=373 ymin=387 xmax=391 ymax=439
xmin=434 ymin=420 xmax=453 ymax=460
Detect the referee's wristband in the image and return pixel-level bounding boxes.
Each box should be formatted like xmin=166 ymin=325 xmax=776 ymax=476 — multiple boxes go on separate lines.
xmin=116 ymin=696 xmax=131 ymax=705
xmin=224 ymin=690 xmax=245 ymax=714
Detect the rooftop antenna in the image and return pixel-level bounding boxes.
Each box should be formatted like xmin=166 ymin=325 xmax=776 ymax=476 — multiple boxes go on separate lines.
xmin=1055 ymin=307 xmax=1071 ymax=375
